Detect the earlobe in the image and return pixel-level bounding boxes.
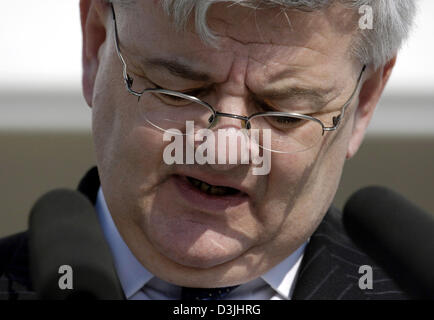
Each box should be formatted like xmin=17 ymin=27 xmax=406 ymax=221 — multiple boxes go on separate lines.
xmin=80 ymin=0 xmax=109 ymax=107
xmin=345 ymin=58 xmax=397 ymax=159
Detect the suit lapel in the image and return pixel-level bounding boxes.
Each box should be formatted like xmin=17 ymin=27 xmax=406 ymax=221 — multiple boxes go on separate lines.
xmin=293 ymin=206 xmax=370 ymax=300
xmin=293 ymin=206 xmax=410 ymax=300
xmin=292 ymin=226 xmax=365 ymax=300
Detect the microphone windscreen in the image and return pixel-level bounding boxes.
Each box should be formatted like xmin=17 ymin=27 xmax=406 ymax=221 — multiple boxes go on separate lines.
xmin=29 ymin=189 xmax=123 ymax=299
xmin=343 ymin=186 xmax=434 ymax=298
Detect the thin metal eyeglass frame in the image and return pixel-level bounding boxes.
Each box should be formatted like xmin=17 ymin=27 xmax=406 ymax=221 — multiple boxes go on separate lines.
xmin=110 ymin=3 xmax=366 ymax=136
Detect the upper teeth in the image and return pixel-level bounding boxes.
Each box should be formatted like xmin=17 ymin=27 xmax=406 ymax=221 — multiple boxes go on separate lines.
xmin=187 ymin=177 xmax=239 ymax=196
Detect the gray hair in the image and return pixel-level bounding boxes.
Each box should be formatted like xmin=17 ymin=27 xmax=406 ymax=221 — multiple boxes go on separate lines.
xmin=110 ymin=0 xmax=417 ymax=68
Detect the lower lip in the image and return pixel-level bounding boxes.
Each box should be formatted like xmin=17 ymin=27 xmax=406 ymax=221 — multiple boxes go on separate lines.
xmin=171 ymin=175 xmax=249 ymax=212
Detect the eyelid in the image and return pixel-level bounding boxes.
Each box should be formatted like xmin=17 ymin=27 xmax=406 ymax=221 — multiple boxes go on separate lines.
xmin=253 ymin=97 xmax=319 ymax=117
xmin=252 ymin=97 xmax=287 ymax=113
xmin=150 ymin=79 xmax=212 ymax=97
xmin=133 ymin=71 xmax=205 ymax=94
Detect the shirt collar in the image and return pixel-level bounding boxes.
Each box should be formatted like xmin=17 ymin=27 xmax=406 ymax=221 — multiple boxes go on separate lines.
xmin=260 ymin=241 xmax=307 ymax=299
xmin=96 ymin=187 xmax=307 ymax=299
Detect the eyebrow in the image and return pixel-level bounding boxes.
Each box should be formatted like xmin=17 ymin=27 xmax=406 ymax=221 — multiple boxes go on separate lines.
xmin=144 ymin=58 xmax=331 ymax=107
xmin=252 ymin=86 xmax=332 ymax=108
xmin=144 ymin=58 xmax=211 ymax=82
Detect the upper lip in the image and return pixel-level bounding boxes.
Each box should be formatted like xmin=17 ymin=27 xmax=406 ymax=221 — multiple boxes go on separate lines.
xmin=174 ymin=170 xmax=253 ymax=198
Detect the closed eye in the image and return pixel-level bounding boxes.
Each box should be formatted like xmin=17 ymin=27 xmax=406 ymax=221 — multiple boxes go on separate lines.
xmin=144 ymin=76 xmax=209 ymax=96
xmin=267 ymin=115 xmax=306 ymax=130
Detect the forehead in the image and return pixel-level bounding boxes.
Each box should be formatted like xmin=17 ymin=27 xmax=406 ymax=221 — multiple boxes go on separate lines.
xmin=116 ymin=2 xmax=358 ymax=84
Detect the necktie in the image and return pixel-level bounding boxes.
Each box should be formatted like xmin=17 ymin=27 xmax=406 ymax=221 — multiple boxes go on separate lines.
xmin=181 ymin=285 xmax=239 ymax=300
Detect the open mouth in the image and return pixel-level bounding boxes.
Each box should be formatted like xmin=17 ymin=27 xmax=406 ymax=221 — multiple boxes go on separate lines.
xmin=186 ymin=176 xmax=241 ymax=197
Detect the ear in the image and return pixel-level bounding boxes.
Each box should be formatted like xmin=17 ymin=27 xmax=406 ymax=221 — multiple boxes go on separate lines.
xmin=346 ymin=57 xmax=397 ymax=159
xmin=80 ymin=0 xmax=110 ymax=107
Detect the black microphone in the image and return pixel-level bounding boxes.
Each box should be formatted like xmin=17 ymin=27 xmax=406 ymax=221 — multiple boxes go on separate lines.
xmin=29 ymin=189 xmax=124 ymax=299
xmin=343 ymin=186 xmax=434 ymax=299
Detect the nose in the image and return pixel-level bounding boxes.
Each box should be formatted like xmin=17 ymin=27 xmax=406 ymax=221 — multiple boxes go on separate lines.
xmin=203 ymin=122 xmax=252 ymax=171
xmin=200 ymin=94 xmax=253 ymax=171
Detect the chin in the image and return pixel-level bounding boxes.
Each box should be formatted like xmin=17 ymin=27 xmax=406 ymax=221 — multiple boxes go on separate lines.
xmin=149 ymin=227 xmax=247 ymax=269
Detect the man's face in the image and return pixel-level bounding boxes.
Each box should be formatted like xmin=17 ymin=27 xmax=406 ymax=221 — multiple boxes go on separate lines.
xmin=89 ymin=2 xmax=365 ymax=287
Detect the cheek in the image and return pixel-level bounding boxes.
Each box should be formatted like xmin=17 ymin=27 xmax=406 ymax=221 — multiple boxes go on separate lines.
xmin=122 ymin=125 xmax=167 ymax=178
xmin=266 ymin=154 xmax=309 ymax=205
xmin=91 ymin=58 xmax=171 ymax=217
xmin=254 ymin=126 xmax=347 ymax=244
xmin=253 ymin=152 xmax=313 ymax=241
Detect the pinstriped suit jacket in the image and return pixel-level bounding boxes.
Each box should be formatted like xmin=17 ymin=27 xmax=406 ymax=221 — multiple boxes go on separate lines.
xmin=0 ymin=167 xmax=410 ymax=300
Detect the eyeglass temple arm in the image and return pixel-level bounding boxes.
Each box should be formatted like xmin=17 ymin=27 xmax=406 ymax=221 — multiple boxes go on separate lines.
xmin=323 ymin=64 xmax=367 ymax=132
xmin=111 ymin=3 xmax=139 ymax=95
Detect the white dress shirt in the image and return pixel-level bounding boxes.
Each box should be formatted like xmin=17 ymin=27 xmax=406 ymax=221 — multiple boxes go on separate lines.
xmin=95 ymin=188 xmax=307 ymax=300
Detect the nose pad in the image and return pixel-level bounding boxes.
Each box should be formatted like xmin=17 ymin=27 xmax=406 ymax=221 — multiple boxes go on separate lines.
xmin=207 ymin=114 xmax=216 ymax=127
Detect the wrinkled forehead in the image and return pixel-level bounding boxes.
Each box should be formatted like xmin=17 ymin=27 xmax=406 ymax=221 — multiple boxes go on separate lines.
xmin=206 ymin=2 xmax=357 ymax=45
xmin=114 ymin=1 xmax=359 ymax=81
